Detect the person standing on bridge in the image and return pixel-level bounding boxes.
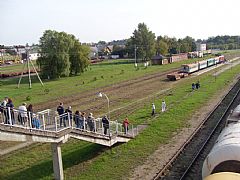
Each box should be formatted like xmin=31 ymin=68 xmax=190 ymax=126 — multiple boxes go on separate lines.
xmin=18 ymin=103 xmax=28 ymax=126
xmin=65 ymin=106 xmax=73 ymax=126
xmin=87 ymin=113 xmax=95 ymax=132
xmin=123 ymin=117 xmax=129 ymax=134
xmin=102 ymin=115 xmax=109 ymax=135
xmin=80 ymin=112 xmax=86 ymax=130
xmin=27 ymin=104 xmax=33 ymax=127
xmin=6 ymin=98 xmax=15 ymax=125
xmin=57 ymin=102 xmax=65 ymax=127
xmin=1 ymin=97 xmax=8 ymax=123
xmin=74 ymin=110 xmax=81 ymax=128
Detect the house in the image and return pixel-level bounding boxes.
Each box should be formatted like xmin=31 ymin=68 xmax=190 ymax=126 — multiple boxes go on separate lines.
xmin=90 ymin=46 xmax=98 ymax=59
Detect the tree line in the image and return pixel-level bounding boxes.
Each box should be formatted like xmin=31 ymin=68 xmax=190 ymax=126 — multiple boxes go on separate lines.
xmin=37 ymin=25 xmax=239 ymax=79
xmin=111 ymin=23 xmax=239 ymax=61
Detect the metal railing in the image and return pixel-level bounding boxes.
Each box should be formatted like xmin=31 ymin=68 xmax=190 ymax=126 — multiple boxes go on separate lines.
xmin=0 ymin=106 xmax=137 ymax=137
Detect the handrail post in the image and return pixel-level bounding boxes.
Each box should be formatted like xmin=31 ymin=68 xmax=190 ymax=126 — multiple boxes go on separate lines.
xmin=84 ymin=118 xmax=86 ymax=131
xmin=94 ymin=120 xmax=96 ymax=133
xmin=55 ymin=117 xmax=58 ymax=131
xmin=8 ymin=107 xmax=12 ymax=126
xmin=109 ymin=121 xmax=111 ymax=136
xmin=28 ymin=112 xmax=32 ymax=130
xmin=68 ymin=113 xmax=70 ymax=128
xmin=43 ymin=114 xmax=46 ymax=130
xmin=116 ymin=120 xmax=118 ymax=135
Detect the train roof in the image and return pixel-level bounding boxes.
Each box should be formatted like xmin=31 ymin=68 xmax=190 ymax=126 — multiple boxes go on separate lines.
xmin=181 ymin=63 xmax=198 ymax=67
xmin=204 ymin=172 xmax=240 ymax=180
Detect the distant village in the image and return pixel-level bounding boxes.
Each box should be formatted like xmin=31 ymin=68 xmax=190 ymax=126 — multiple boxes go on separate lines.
xmin=0 ymin=39 xmax=212 ymax=67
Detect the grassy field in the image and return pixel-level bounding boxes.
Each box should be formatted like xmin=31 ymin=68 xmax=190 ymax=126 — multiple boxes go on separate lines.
xmin=0 ymin=56 xmax=214 ymax=107
xmin=0 ymin=56 xmax=240 ymax=179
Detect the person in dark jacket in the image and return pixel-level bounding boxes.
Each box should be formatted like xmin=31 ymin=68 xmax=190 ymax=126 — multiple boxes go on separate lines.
xmin=64 ymin=106 xmax=72 ymax=127
xmin=6 ymin=98 xmax=15 ymax=125
xmin=57 ymin=102 xmax=65 ymax=127
xmin=27 ymin=104 xmax=34 ymax=127
xmin=74 ymin=110 xmax=81 ymax=128
xmin=102 ymin=115 xmax=109 ymax=135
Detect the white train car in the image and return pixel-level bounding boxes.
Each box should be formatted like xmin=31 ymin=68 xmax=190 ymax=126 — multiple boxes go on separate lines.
xmin=198 ymin=60 xmax=208 ymax=70
xmin=202 ymin=104 xmax=240 ymax=179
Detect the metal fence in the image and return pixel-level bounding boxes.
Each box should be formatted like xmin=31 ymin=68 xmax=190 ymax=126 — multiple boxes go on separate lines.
xmin=0 ymin=106 xmax=136 ymax=137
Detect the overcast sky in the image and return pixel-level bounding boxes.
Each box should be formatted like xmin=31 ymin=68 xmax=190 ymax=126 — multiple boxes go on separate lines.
xmin=1 ymin=0 xmax=239 ymax=45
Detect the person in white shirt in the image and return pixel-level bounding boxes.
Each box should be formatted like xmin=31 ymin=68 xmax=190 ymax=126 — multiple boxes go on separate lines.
xmin=152 ymin=103 xmax=156 ymax=116
xmin=1 ymin=97 xmax=8 ymax=123
xmin=162 ymin=100 xmax=166 ymax=112
xmin=18 ymin=103 xmax=28 ymax=126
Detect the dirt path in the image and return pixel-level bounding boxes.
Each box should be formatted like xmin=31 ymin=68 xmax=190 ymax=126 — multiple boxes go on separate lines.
xmin=34 ymin=69 xmax=177 ymax=120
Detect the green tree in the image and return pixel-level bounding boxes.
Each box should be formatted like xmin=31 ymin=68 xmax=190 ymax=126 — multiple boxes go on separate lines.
xmin=156 ymin=36 xmax=168 ymax=56
xmin=130 ymin=23 xmax=156 ymax=62
xmin=37 ymin=30 xmax=89 ymax=79
xmin=69 ymin=41 xmax=90 ymax=75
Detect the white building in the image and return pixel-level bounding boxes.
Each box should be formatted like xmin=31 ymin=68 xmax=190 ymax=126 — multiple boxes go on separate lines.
xmin=196 ymin=43 xmax=207 ymax=51
xmin=29 ymin=53 xmax=40 ymax=60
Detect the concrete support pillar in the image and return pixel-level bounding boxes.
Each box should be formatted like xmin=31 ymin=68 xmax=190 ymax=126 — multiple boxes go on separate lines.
xmin=51 ymin=143 xmax=64 ymax=180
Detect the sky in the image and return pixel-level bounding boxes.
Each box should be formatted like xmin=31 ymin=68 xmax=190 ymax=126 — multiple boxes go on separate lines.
xmin=1 ymin=0 xmax=239 ymax=45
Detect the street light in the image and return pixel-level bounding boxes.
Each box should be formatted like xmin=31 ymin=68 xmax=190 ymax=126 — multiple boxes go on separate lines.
xmin=98 ymin=92 xmax=110 ymax=121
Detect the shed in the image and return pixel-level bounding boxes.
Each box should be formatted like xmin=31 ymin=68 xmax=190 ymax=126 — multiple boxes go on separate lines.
xmin=151 ymin=55 xmax=168 ymax=65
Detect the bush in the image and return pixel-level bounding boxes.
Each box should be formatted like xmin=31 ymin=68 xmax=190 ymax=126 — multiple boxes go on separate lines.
xmin=44 ymin=88 xmax=50 ymax=94
xmin=26 ymin=96 xmax=31 ymax=101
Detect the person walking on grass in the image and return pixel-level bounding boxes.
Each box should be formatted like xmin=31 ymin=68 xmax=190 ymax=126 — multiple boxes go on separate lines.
xmin=152 ymin=103 xmax=156 ymax=116
xmin=162 ymin=100 xmax=166 ymax=112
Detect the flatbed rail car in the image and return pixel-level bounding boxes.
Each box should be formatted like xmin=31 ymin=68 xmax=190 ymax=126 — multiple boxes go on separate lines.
xmin=167 ymin=55 xmax=225 ymax=81
xmin=166 ymin=72 xmax=188 ymax=81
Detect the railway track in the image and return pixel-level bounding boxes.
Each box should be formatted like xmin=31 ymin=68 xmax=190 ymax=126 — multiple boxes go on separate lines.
xmin=153 ymin=79 xmax=240 ymax=180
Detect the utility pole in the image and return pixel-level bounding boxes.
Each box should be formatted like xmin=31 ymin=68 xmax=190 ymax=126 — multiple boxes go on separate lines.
xmin=134 ymin=45 xmax=137 ymax=67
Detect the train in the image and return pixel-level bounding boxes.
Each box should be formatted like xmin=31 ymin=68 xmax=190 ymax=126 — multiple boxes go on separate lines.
xmin=202 ymin=104 xmax=240 ymax=180
xmin=167 ymin=55 xmax=225 ymax=80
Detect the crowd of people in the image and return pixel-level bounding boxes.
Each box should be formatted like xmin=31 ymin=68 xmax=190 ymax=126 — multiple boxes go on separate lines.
xmin=0 ymin=98 xmax=131 ymax=135
xmin=0 ymin=97 xmax=40 ymax=129
xmin=56 ymin=102 xmax=130 ymax=135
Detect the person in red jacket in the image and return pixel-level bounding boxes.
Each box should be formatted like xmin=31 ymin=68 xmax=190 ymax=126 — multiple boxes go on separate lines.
xmin=123 ymin=117 xmax=129 ymax=134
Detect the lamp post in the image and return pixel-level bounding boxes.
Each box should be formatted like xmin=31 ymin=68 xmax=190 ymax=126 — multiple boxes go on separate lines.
xmin=98 ymin=92 xmax=110 ymax=121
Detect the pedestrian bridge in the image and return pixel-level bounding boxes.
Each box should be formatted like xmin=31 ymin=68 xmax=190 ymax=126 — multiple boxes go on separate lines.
xmin=0 ymin=107 xmax=143 ymax=180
